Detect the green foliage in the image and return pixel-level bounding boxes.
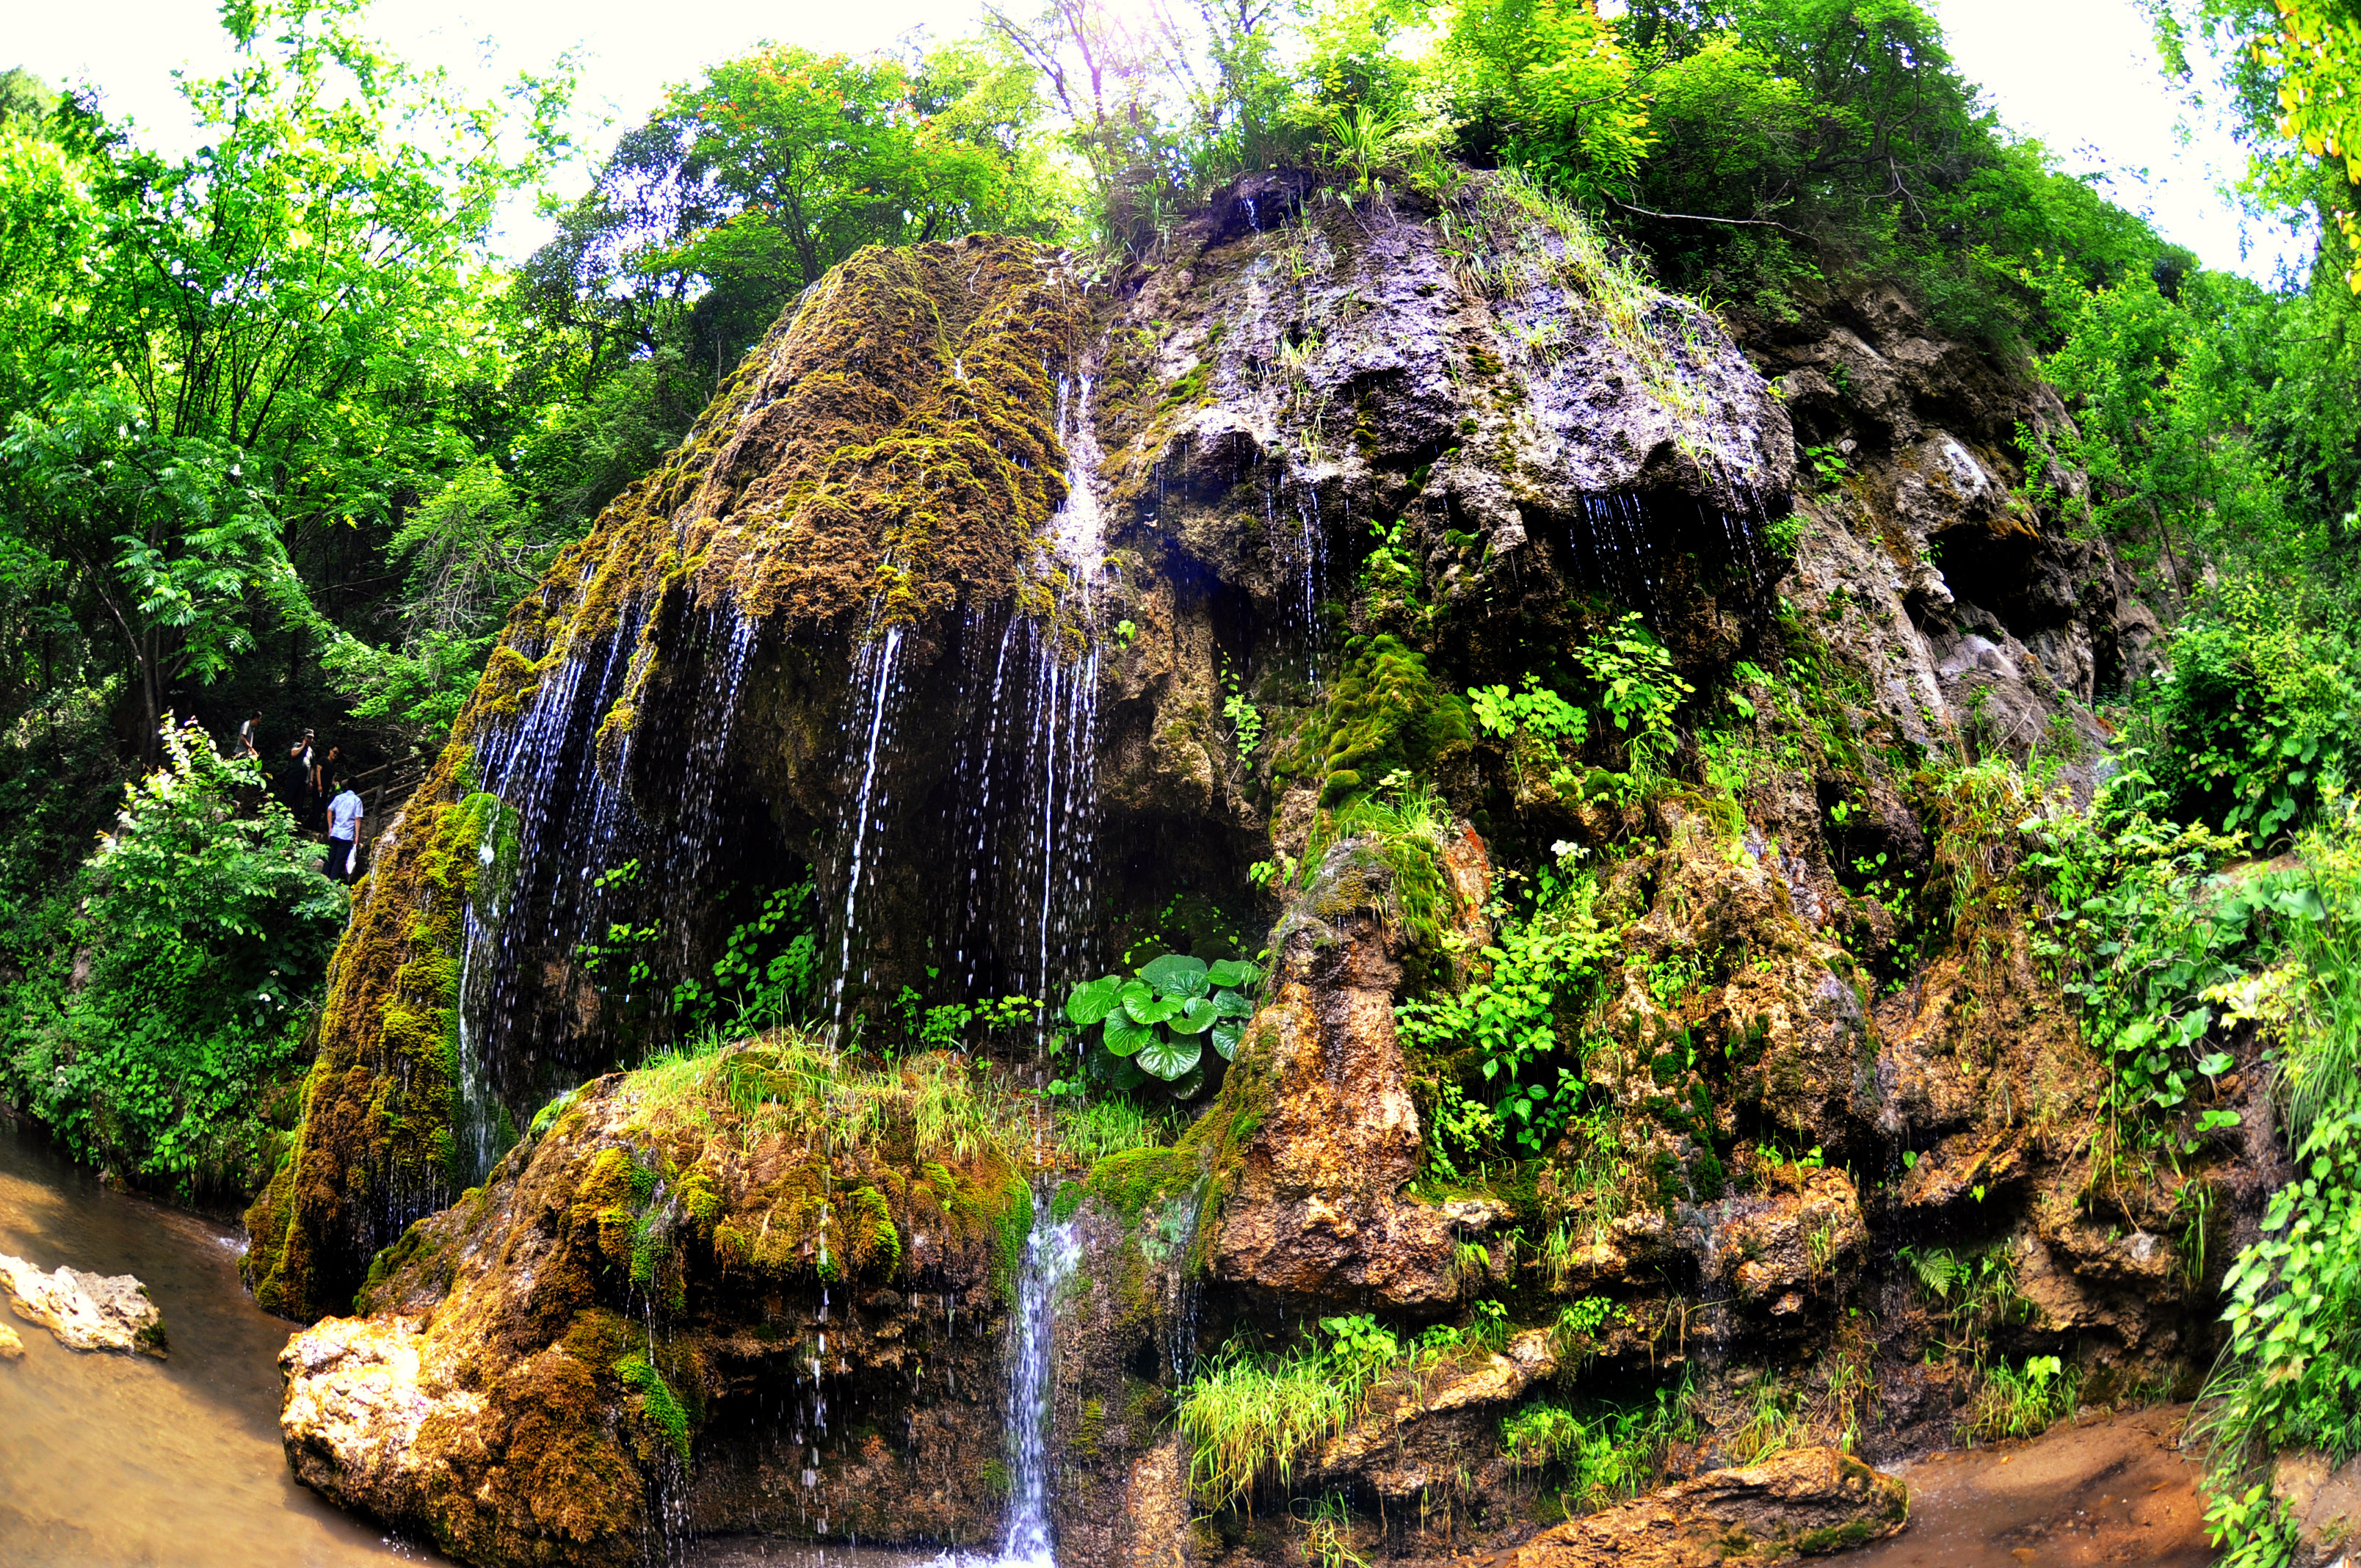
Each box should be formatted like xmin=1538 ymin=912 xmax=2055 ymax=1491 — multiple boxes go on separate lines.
xmin=1056 ymin=1097 xmax=1167 ymax=1163
xmin=1400 ymin=852 xmax=1614 ymax=1166
xmin=1609 ymin=0 xmax=2172 ymax=341
xmin=1065 ymin=953 xmax=1262 ymax=1098
xmin=322 ymin=460 xmax=563 ymax=743
xmin=2203 ymin=805 xmax=2361 ymax=1477
xmin=0 ymin=0 xmax=567 ymax=753
xmin=1576 ymin=612 xmax=1694 ymax=788
xmin=2133 ymin=584 xmax=2361 ymax=843
xmin=671 ymin=882 xmax=823 ymax=1035
xmin=1499 ymin=1384 xmax=1694 ymax=1514
xmin=1968 ymin=1354 xmax=2078 ymax=1444
xmin=2024 ymin=783 xmax=2269 ymax=1130
xmin=0 ymin=718 xmax=342 ymax=1192
xmin=1178 ymin=1312 xmax=1442 ymax=1509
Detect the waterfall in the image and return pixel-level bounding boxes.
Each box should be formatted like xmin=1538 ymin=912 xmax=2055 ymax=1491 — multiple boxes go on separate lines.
xmin=943 ymin=369 xmax=1107 ymax=1028
xmin=998 ymin=1204 xmax=1079 ymax=1567
xmin=829 ymin=622 xmax=909 ymax=1031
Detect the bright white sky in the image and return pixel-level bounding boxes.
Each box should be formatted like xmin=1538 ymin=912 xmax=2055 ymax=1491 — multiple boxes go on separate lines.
xmin=3 ymin=0 xmax=2319 ymax=282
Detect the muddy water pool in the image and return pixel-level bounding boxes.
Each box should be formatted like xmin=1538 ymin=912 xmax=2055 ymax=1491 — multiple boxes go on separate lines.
xmin=1838 ymin=1403 xmax=2213 ymax=1567
xmin=0 ymin=1116 xmax=439 ymax=1567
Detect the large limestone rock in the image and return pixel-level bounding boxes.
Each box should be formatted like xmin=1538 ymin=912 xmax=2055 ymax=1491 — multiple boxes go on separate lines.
xmin=1208 ymin=823 xmax=1499 ymax=1307
xmin=1505 ymin=1448 xmax=1906 ymax=1567
xmin=0 ymin=1252 xmax=165 ymax=1357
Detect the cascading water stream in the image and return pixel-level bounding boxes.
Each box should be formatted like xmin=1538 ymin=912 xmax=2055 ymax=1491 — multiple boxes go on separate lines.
xmin=829 ymin=621 xmax=908 ymax=1033
xmin=997 ymin=1202 xmax=1079 ymax=1568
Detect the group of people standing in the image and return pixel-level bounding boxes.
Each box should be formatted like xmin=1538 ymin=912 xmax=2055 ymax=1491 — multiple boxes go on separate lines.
xmin=236 ymin=711 xmax=367 ymax=885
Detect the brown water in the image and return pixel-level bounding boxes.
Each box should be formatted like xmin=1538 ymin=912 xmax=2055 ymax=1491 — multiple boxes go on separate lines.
xmin=1838 ymin=1404 xmax=2213 ymax=1567
xmin=0 ymin=1116 xmax=442 ymax=1567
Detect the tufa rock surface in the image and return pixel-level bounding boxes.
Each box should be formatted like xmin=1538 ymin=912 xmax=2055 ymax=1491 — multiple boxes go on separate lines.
xmin=0 ymin=1252 xmax=166 ymax=1357
xmin=1501 ymin=1448 xmax=1906 ymax=1567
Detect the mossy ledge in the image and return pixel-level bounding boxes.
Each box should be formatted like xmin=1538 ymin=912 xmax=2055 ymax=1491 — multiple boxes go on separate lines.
xmin=278 ymin=1037 xmax=1034 ymax=1566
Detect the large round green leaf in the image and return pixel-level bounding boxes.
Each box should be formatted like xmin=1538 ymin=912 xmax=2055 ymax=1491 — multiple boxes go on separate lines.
xmin=1139 ymin=954 xmax=1211 ymax=998
xmin=1123 ymin=988 xmax=1182 ymax=1026
xmin=1205 ymin=959 xmax=1262 ymax=990
xmin=1092 ymin=1049 xmax=1146 ymax=1090
xmin=1167 ymin=1062 xmax=1208 ymax=1100
xmin=1103 ymin=1012 xmax=1158 ymax=1057
xmin=1137 ymin=1030 xmax=1203 ymax=1081
xmin=1065 ymin=976 xmax=1120 ymax=1026
xmin=1212 ymin=1018 xmax=1247 ymax=1061
xmin=1169 ymin=995 xmax=1219 ymax=1035
xmin=1209 ymin=987 xmax=1257 ymax=1018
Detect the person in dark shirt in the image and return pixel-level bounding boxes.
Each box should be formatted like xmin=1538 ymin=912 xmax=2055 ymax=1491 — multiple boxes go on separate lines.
xmin=318 ymin=744 xmax=344 ymax=828
xmin=289 ymin=730 xmax=316 ymax=820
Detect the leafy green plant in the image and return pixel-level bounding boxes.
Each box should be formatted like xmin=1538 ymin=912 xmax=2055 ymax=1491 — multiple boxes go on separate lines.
xmin=1399 ymin=864 xmax=1614 ymax=1164
xmin=1802 ymin=443 xmax=1852 ymax=484
xmin=1575 ymin=613 xmax=1694 ymax=793
xmin=1065 ymin=954 xmax=1263 ymax=1097
xmin=1969 ymin=1354 xmax=2077 ymax=1442
xmin=0 ymin=718 xmax=343 ymax=1194
xmin=1225 ymin=691 xmax=1265 ymax=758
xmin=670 ymin=879 xmax=821 ymax=1033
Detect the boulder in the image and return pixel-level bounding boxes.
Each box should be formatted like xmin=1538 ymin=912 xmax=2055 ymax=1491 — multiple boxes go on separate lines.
xmin=0 ymin=1252 xmax=166 ymax=1357
xmin=1313 ymin=1329 xmax=1560 ymax=1498
xmin=1505 ymin=1448 xmax=1907 ymax=1567
xmin=0 ymin=1322 xmax=22 ymax=1359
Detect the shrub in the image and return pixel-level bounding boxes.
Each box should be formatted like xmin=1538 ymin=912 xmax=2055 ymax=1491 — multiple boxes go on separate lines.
xmin=0 ymin=718 xmax=343 ymax=1194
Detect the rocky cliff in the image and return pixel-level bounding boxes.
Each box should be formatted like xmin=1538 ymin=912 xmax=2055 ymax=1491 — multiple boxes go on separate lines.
xmin=258 ymin=168 xmax=2263 ymax=1568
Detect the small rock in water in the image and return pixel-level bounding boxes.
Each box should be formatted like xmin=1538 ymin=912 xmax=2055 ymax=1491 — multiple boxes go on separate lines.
xmin=0 ymin=1251 xmax=167 ymax=1357
xmin=0 ymin=1322 xmax=22 ymax=1359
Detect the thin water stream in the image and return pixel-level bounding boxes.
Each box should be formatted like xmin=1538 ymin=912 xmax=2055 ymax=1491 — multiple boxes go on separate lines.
xmin=0 ymin=1117 xmax=438 ymax=1567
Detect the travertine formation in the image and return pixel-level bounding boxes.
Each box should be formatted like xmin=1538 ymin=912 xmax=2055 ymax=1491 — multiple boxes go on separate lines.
xmin=264 ymin=167 xmax=2257 ymax=1568
xmin=0 ymin=1252 xmax=165 ymax=1357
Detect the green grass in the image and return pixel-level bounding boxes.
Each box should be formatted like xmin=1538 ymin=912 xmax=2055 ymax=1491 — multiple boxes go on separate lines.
xmin=1968 ymin=1355 xmax=2077 ymax=1444
xmin=1056 ymin=1097 xmax=1168 ymax=1163
xmin=1178 ymin=1342 xmax=1359 ymax=1509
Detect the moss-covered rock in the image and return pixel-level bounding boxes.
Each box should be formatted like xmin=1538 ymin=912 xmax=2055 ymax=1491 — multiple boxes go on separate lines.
xmin=278 ymin=1039 xmax=1037 ymax=1564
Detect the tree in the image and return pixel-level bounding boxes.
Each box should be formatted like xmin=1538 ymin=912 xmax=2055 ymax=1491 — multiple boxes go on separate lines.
xmin=509 ymin=39 xmax=1062 ymax=537
xmin=0 ymin=0 xmax=567 ymax=758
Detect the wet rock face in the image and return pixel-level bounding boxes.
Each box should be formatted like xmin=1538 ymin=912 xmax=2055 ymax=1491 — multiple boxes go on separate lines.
xmin=0 ymin=1252 xmax=165 ymax=1357
xmin=1207 ymin=825 xmax=1497 ymax=1307
xmin=252 ymin=170 xmax=1797 ymax=1322
xmin=1507 ymin=1448 xmax=1906 ymax=1567
xmin=275 ymin=1045 xmax=1046 ymax=1567
xmin=1750 ymin=283 xmax=2149 ymax=778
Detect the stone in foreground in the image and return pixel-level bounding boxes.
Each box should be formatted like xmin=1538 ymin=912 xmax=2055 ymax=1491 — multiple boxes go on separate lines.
xmin=1505 ymin=1448 xmax=1907 ymax=1567
xmin=0 ymin=1251 xmax=166 ymax=1357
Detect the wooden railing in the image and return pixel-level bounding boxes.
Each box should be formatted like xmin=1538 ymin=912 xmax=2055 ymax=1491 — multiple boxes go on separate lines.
xmin=339 ymin=754 xmax=431 ymax=843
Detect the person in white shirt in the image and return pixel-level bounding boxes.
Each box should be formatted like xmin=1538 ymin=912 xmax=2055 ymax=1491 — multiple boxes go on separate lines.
xmin=324 ymin=777 xmax=365 ymax=885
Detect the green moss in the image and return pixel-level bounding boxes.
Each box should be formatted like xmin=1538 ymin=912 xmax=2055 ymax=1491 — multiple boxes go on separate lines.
xmin=1291 ymin=634 xmax=1470 ymax=808
xmin=1051 ymin=1179 xmax=1086 ymax=1224
xmin=614 ymin=1349 xmax=694 ymax=1465
xmin=1083 ymin=1147 xmax=1198 ymax=1227
xmin=1072 ymin=1396 xmax=1106 ymax=1459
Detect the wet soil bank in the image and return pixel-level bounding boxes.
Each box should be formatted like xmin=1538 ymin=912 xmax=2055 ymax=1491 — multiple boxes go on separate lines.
xmin=0 ymin=1114 xmax=440 ymax=1567
xmin=1835 ymin=1404 xmax=2211 ymax=1567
